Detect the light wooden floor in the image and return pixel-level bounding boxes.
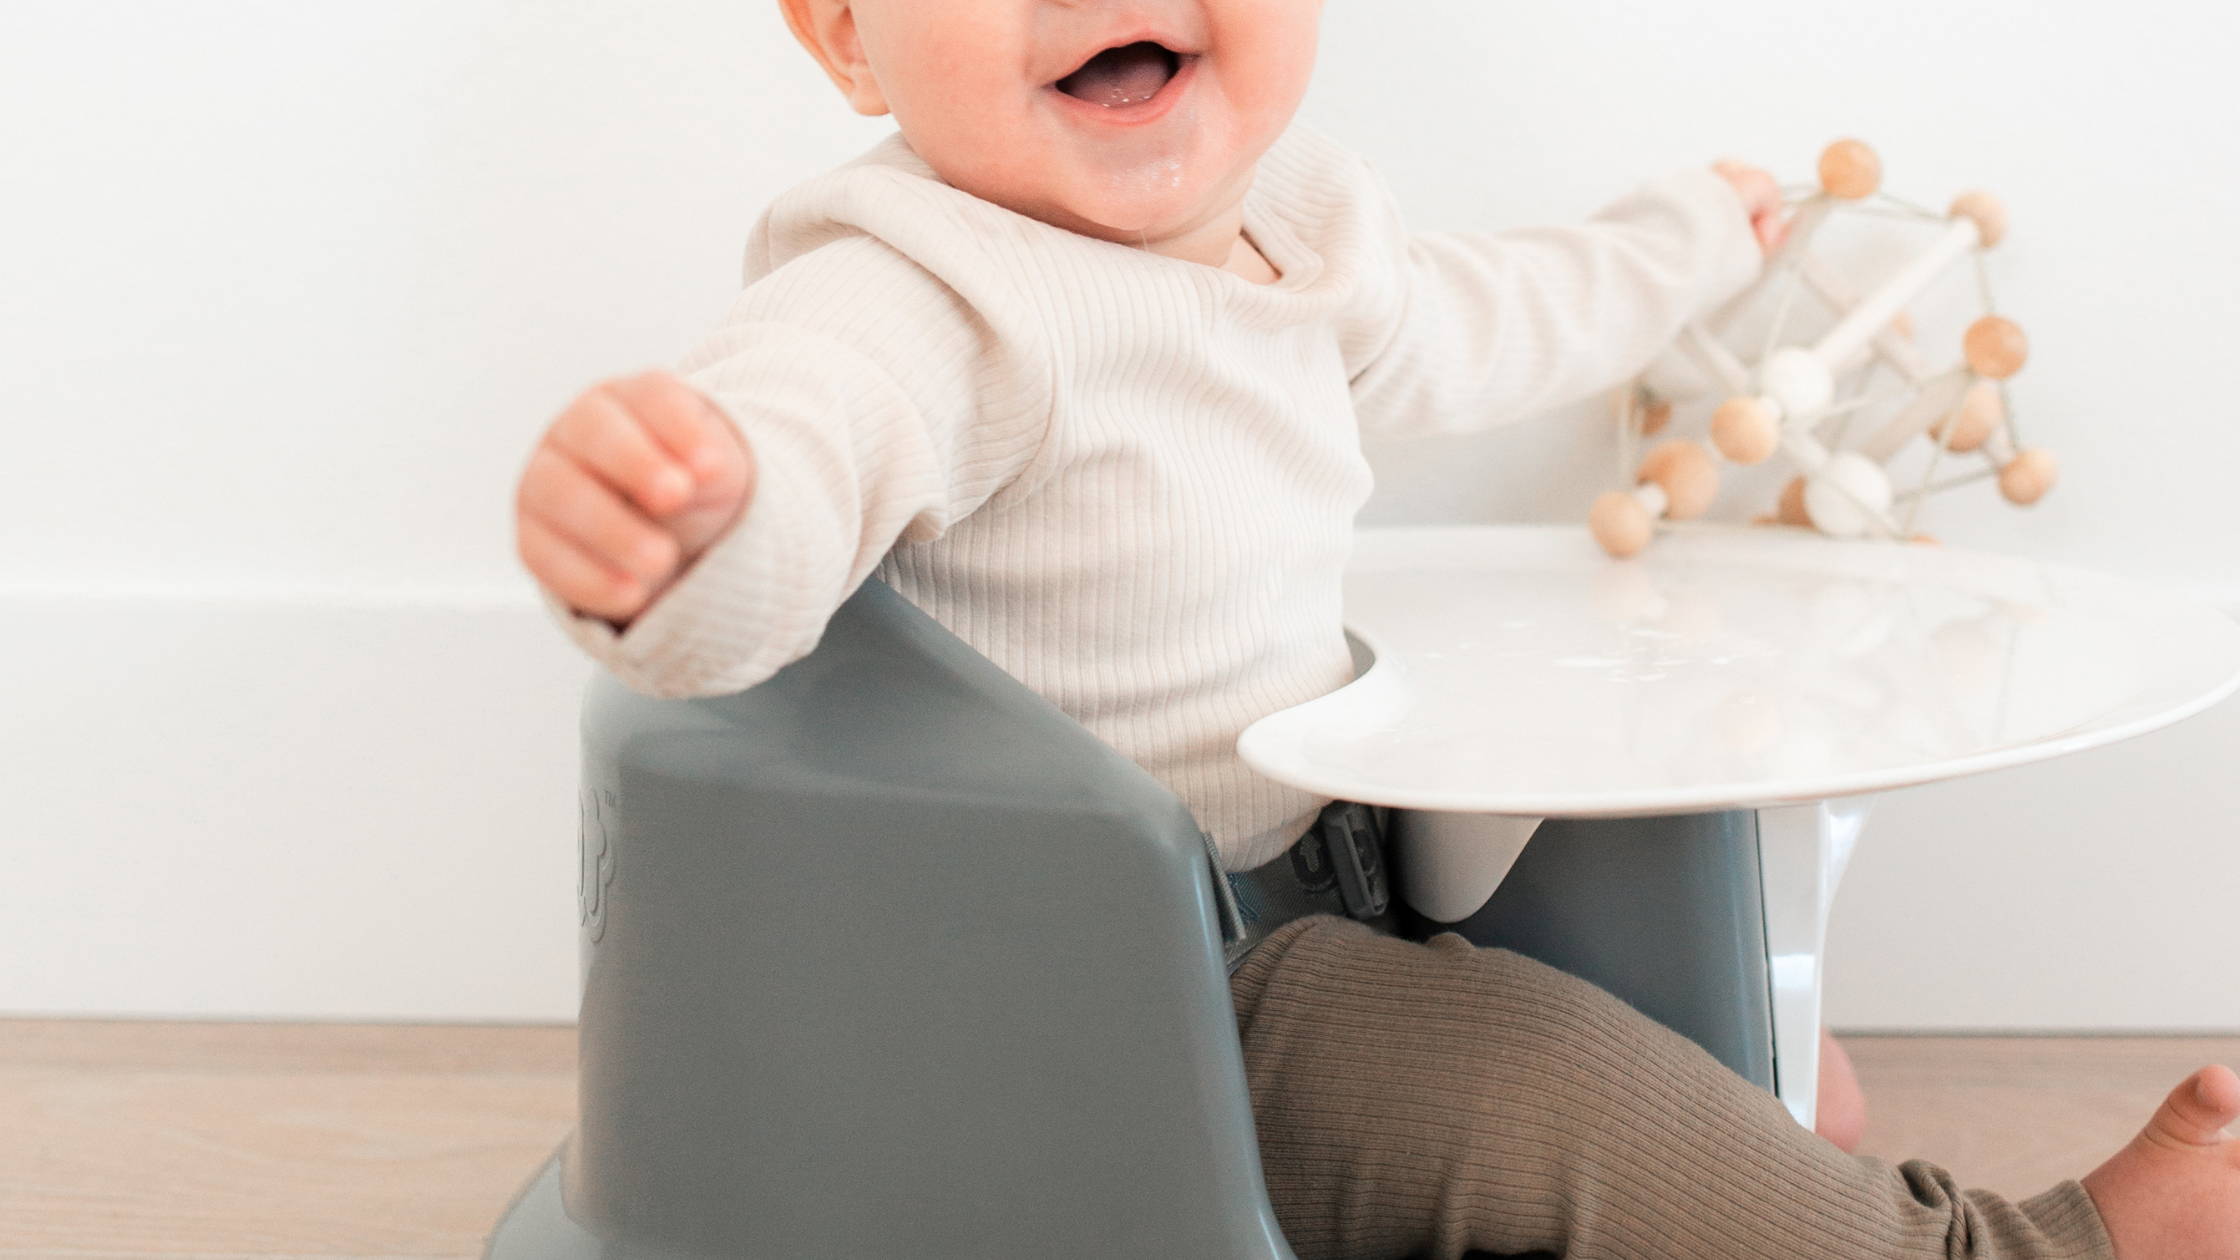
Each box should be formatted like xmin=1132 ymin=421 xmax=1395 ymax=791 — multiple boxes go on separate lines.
xmin=3 ymin=1020 xmax=2233 ymax=1258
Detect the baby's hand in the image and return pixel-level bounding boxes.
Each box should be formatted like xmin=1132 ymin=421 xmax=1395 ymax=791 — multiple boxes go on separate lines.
xmin=1712 ymin=159 xmax=1790 ymax=256
xmin=515 ymin=370 xmax=756 ymax=625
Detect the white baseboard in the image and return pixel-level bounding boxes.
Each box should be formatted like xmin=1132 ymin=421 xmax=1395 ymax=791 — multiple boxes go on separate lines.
xmin=2 ymin=590 xmax=588 ymax=1022
xmin=4 ymin=589 xmax=2235 ymax=1030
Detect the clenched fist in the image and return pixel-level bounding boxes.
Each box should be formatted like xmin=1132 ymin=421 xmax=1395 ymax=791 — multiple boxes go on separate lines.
xmin=515 ymin=370 xmax=755 ymax=625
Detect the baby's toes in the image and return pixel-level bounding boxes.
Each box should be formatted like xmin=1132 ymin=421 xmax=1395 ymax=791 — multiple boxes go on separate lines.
xmin=2142 ymin=1065 xmax=2240 ymax=1151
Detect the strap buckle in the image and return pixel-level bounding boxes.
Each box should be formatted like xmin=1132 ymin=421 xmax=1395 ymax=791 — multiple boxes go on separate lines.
xmin=1322 ymin=801 xmax=1389 ymax=921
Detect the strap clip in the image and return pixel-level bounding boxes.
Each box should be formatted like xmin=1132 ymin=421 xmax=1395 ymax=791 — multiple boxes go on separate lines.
xmin=1323 ymin=801 xmax=1390 ymax=921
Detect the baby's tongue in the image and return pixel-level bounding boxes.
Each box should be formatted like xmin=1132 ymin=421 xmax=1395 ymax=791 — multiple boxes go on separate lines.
xmin=1056 ymin=43 xmax=1174 ymax=108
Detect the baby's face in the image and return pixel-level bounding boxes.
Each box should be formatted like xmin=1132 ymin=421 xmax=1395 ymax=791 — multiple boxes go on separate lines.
xmin=828 ymin=0 xmax=1321 ymax=246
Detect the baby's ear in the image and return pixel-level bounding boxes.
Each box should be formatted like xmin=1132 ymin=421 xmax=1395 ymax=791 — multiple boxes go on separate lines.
xmin=778 ymin=0 xmax=891 ymax=116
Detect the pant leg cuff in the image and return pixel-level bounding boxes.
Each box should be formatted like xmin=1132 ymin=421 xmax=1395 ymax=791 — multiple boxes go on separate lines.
xmin=2018 ymin=1180 xmax=2117 ymax=1260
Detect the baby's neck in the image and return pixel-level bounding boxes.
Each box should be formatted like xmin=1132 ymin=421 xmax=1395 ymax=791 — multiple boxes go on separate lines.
xmin=1125 ymin=197 xmax=1279 ymax=285
xmin=1221 ymin=231 xmax=1281 ymax=284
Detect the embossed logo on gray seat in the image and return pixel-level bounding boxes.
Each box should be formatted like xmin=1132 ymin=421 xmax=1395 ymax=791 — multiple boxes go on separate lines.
xmin=578 ymin=786 xmax=618 ymax=942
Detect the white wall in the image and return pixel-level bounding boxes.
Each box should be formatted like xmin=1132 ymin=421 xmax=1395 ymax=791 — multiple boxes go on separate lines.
xmin=4 ymin=0 xmax=2234 ymax=1026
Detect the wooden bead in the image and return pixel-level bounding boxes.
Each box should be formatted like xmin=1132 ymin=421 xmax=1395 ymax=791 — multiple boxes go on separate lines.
xmin=1638 ymin=439 xmax=1719 ymax=519
xmin=1935 ymin=381 xmax=2005 ymax=452
xmin=1711 ymin=397 xmax=1781 ymax=464
xmin=1819 ymin=139 xmax=1882 ymax=200
xmin=1950 ymin=190 xmax=2009 ymax=249
xmin=1776 ymin=476 xmax=1812 ymax=526
xmin=1964 ymin=316 xmax=2029 ymax=379
xmin=1590 ymin=491 xmax=1655 ymax=558
xmin=1999 ymin=448 xmax=2059 ymax=505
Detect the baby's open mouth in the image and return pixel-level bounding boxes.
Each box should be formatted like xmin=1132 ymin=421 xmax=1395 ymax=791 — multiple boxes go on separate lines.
xmin=1054 ymin=41 xmax=1184 ymax=108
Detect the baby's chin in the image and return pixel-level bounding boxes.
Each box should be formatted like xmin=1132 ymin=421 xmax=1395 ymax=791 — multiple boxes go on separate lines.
xmin=905 ymin=108 xmax=1261 ymax=251
xmin=978 ymin=158 xmax=1252 ymax=250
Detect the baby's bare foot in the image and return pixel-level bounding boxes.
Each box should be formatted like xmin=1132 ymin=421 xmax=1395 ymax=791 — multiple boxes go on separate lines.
xmin=2081 ymin=1065 xmax=2240 ymax=1258
xmin=1817 ymin=1027 xmax=1868 ymax=1153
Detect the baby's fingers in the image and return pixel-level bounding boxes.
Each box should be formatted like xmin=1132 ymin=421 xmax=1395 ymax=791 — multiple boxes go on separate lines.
xmin=1754 ymin=212 xmax=1791 ymax=255
xmin=1713 ymin=159 xmax=1780 ymax=213
xmin=551 ymin=381 xmax=698 ymax=518
xmin=518 ymin=446 xmax=683 ymax=595
xmin=1712 ymin=158 xmax=1790 ymax=256
xmin=606 ymin=370 xmax=755 ymax=508
xmin=517 ymin=512 xmax=650 ymax=623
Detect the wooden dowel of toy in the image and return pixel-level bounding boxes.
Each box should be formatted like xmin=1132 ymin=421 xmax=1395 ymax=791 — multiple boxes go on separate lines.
xmin=1706 ymin=198 xmax=1841 ymax=338
xmin=1782 ymin=430 xmax=1834 ymax=478
xmin=1811 ymin=216 xmax=1982 ymax=370
xmin=1820 ymin=389 xmax=1897 ymax=424
xmin=1859 ymin=371 xmax=1969 ymax=462
xmin=1799 ymin=256 xmax=1936 ymax=385
xmin=1980 ymin=425 xmax=2017 ymax=467
xmin=1774 ymin=197 xmax=1841 ymax=267
xmin=1895 ymin=467 xmax=1999 ymax=502
xmin=1831 ymin=334 xmax=1885 ymax=383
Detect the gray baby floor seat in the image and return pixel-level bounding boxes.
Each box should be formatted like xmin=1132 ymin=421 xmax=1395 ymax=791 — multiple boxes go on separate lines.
xmin=487 ymin=577 xmax=1298 ymax=1258
xmin=487 ymin=578 xmax=1774 ymax=1259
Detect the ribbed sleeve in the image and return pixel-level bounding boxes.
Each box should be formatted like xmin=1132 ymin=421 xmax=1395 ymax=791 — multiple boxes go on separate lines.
xmin=1339 ymin=160 xmax=1764 ymax=437
xmin=548 ymin=232 xmax=1054 ymax=698
xmin=544 ymin=126 xmax=1761 ymax=868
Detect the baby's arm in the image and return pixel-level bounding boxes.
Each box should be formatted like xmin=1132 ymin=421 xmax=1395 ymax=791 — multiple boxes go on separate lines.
xmin=1342 ymin=159 xmax=1767 ymax=439
xmin=522 ymin=236 xmax=1051 ymax=699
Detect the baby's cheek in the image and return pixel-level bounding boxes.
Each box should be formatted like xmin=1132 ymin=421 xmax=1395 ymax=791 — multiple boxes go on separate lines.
xmin=863 ymin=10 xmax=1031 ymax=148
xmin=1207 ymin=0 xmax=1320 ymax=119
xmin=910 ymin=126 xmax=1056 ymax=223
xmin=885 ymin=89 xmax=1034 ymax=197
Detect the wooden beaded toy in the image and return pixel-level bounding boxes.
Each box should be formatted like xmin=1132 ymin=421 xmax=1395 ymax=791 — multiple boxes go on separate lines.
xmin=1590 ymin=140 xmax=2057 ymax=558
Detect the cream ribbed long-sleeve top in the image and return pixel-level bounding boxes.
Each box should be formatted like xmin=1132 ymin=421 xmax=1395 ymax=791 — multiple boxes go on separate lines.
xmin=547 ymin=125 xmax=1762 ymax=871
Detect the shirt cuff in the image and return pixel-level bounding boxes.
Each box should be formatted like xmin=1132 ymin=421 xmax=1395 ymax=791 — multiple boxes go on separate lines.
xmin=1638 ymin=165 xmax=1768 ymax=318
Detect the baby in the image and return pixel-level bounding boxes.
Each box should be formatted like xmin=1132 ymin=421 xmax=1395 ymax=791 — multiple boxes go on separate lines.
xmin=514 ymin=1 xmax=2239 ymax=1256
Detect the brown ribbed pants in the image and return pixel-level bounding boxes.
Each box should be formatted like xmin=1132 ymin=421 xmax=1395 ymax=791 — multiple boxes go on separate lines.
xmin=1229 ymin=916 xmax=2115 ymax=1260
